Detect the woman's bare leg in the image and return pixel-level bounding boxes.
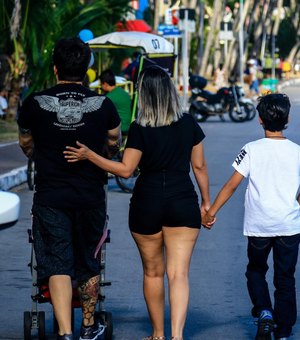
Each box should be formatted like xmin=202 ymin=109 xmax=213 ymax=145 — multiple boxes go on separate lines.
xmin=131 ymin=231 xmax=165 ymax=338
xmin=163 ymin=226 xmax=199 ymax=339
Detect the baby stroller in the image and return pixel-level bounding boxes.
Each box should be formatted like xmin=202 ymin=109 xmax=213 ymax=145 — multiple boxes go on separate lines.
xmin=23 ymin=200 xmax=113 ymax=339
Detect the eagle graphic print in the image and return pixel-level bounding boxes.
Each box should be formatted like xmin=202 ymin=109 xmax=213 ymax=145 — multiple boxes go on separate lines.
xmin=34 ymin=94 xmax=105 ymax=130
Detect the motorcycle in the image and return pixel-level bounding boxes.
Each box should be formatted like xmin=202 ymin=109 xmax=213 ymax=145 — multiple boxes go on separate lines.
xmin=188 ymin=75 xmax=256 ymax=122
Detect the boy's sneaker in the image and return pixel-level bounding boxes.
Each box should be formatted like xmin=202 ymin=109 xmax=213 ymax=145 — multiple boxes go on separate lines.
xmin=79 ymin=321 xmax=106 ymax=340
xmin=255 ymin=310 xmax=275 ymax=340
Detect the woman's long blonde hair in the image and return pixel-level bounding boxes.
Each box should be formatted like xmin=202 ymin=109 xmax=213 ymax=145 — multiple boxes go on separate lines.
xmin=136 ymin=65 xmax=183 ymax=127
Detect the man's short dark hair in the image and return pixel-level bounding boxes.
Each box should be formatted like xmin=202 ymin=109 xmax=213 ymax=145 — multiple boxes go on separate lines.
xmin=99 ymin=69 xmax=116 ymax=86
xmin=256 ymin=93 xmax=290 ymax=132
xmin=53 ymin=37 xmax=91 ymax=82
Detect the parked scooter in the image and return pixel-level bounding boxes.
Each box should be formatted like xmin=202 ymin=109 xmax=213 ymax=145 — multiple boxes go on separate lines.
xmin=188 ymin=75 xmax=256 ymax=122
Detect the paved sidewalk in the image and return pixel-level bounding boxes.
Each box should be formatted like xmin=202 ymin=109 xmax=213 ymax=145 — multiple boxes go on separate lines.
xmin=0 ymin=141 xmax=27 ymax=190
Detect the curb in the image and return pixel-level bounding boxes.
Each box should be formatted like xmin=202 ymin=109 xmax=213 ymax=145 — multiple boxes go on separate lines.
xmin=0 ymin=166 xmax=27 ymax=191
xmin=277 ymin=77 xmax=300 ymax=91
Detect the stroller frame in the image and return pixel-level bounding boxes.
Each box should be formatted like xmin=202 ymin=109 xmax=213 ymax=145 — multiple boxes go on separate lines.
xmin=23 ymin=212 xmax=113 ymax=340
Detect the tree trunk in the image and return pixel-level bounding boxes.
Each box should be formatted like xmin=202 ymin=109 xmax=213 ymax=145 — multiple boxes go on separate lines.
xmin=195 ymin=0 xmax=205 ymax=73
xmin=153 ymin=0 xmax=161 ymax=32
xmin=199 ymin=0 xmax=223 ymax=77
xmin=287 ymin=2 xmax=300 ymax=64
xmin=223 ymin=0 xmax=253 ymax=79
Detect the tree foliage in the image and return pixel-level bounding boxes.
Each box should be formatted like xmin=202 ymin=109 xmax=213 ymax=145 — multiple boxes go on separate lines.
xmin=0 ymin=0 xmax=131 ymax=93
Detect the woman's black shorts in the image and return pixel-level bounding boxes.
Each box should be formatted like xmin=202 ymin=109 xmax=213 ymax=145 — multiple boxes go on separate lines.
xmin=129 ymin=171 xmax=202 ymax=235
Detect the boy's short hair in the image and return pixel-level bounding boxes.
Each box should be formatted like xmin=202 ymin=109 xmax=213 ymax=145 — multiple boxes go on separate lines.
xmin=99 ymin=69 xmax=116 ymax=86
xmin=256 ymin=93 xmax=290 ymax=132
xmin=53 ymin=37 xmax=91 ymax=82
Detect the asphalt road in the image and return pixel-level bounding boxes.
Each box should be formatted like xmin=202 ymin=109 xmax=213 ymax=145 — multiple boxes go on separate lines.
xmin=0 ymin=141 xmax=27 ymax=175
xmin=1 ymin=85 xmax=300 ymax=339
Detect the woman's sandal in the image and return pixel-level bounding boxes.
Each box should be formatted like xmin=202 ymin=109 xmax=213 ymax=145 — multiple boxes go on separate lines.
xmin=142 ymin=336 xmax=165 ymax=340
xmin=171 ymin=337 xmax=183 ymax=340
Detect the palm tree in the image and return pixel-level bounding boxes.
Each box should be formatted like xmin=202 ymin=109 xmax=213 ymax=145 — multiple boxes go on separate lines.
xmin=188 ymin=0 xmax=300 ymax=82
xmin=0 ymin=0 xmax=131 ymax=120
xmin=199 ymin=0 xmax=223 ymax=77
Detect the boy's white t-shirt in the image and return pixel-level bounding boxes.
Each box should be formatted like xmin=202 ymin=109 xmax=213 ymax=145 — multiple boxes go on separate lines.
xmin=233 ymin=138 xmax=300 ymax=237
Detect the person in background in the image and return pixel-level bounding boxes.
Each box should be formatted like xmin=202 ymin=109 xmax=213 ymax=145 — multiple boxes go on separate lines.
xmin=245 ymin=59 xmax=260 ymax=96
xmin=213 ymin=63 xmax=227 ymax=89
xmin=0 ymin=87 xmax=8 ymax=119
xmin=100 ymin=69 xmax=132 ymax=135
xmin=203 ymin=93 xmax=300 ymax=340
xmin=64 ymin=65 xmax=212 ymax=340
xmin=122 ymin=51 xmax=141 ymax=83
xmin=282 ymin=60 xmax=291 ymax=79
xmin=18 ymin=37 xmax=121 ymax=340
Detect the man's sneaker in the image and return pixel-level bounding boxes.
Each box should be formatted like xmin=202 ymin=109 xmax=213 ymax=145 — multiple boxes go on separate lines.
xmin=57 ymin=334 xmax=73 ymax=340
xmin=255 ymin=310 xmax=275 ymax=340
xmin=79 ymin=321 xmax=106 ymax=340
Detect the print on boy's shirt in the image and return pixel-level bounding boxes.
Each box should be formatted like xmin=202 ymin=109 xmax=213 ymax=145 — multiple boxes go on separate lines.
xmin=34 ymin=94 xmax=105 ymax=129
xmin=235 ymin=148 xmax=247 ymax=165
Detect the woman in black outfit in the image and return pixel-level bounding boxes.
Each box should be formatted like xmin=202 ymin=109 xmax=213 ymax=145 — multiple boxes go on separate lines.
xmin=64 ymin=65 xmax=211 ymax=340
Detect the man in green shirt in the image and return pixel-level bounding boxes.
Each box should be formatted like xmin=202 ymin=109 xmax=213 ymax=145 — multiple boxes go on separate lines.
xmin=100 ymin=69 xmax=132 ymax=135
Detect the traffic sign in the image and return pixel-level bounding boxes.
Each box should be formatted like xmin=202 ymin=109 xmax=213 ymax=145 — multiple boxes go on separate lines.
xmin=157 ymin=24 xmax=181 ymax=36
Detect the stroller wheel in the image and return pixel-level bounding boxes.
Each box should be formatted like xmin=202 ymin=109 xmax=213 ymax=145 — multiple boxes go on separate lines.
xmin=38 ymin=311 xmax=46 ymax=339
xmin=24 ymin=311 xmax=32 ymax=340
xmin=103 ymin=311 xmax=113 ymax=340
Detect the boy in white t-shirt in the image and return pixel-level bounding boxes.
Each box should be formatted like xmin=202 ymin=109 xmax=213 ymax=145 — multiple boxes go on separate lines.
xmin=203 ymin=93 xmax=300 ymax=340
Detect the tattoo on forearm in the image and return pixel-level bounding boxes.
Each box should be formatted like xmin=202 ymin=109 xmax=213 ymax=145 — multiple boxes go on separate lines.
xmin=104 ymin=135 xmax=121 ymax=158
xmin=20 ymin=144 xmax=34 ymax=158
xmin=78 ymin=275 xmax=100 ymax=327
xmin=19 ymin=130 xmax=34 ymax=158
xmin=107 ymin=139 xmax=121 ymax=156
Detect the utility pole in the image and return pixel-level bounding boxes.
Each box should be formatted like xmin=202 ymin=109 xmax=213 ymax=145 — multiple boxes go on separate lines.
xmin=239 ymin=0 xmax=244 ymax=86
xmin=197 ymin=0 xmax=205 ymax=70
xmin=271 ymin=0 xmax=283 ymax=79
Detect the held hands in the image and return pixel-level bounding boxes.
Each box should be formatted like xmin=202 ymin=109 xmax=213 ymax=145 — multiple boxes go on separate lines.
xmin=64 ymin=141 xmax=90 ymax=162
xmin=200 ymin=203 xmax=216 ymax=229
xmin=202 ymin=212 xmax=216 ymax=229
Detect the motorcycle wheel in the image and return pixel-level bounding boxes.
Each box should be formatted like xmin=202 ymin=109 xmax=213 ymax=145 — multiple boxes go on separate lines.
xmin=229 ymin=103 xmax=250 ymax=122
xmin=189 ymin=105 xmax=209 ymax=122
xmin=245 ymin=103 xmax=256 ymax=121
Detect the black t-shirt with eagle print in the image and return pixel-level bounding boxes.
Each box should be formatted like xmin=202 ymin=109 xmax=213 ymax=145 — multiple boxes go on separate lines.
xmin=18 ymin=83 xmax=121 ymax=209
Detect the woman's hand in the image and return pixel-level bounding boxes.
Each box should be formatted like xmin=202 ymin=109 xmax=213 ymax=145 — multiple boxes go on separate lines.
xmin=200 ymin=203 xmax=216 ymax=229
xmin=202 ymin=212 xmax=216 ymax=229
xmin=64 ymin=141 xmax=91 ymax=162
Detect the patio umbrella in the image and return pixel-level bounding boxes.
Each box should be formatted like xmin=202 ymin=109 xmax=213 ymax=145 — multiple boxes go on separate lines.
xmin=116 ymin=19 xmax=152 ymax=33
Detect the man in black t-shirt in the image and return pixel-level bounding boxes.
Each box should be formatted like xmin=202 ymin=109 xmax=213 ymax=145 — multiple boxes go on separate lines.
xmin=18 ymin=38 xmax=121 ymax=340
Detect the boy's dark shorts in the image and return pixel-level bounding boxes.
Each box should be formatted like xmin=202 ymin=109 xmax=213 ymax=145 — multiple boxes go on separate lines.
xmin=31 ymin=203 xmax=106 ymax=284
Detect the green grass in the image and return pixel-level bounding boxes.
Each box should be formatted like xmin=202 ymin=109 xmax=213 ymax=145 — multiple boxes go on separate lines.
xmin=0 ymin=120 xmax=19 ymax=142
